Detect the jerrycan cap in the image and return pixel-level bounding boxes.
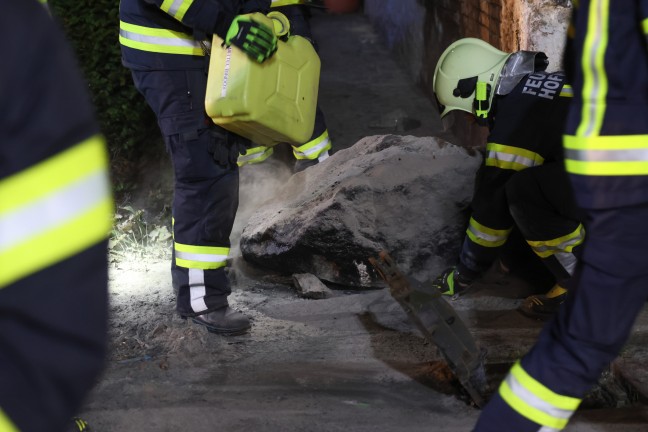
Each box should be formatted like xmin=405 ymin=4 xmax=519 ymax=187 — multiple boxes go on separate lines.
xmin=267 ymin=11 xmax=290 ymax=37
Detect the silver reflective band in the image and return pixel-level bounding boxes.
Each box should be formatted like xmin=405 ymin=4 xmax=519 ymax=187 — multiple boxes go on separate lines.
xmin=531 ymin=237 xmax=583 ymax=255
xmin=566 ymin=148 xmax=648 ymax=162
xmin=467 ymin=225 xmax=507 ymax=243
xmin=488 ymin=150 xmax=541 ymax=168
xmin=581 ymin=0 xmax=607 ymax=137
xmin=555 ymin=251 xmax=578 ymax=276
xmin=119 ymin=29 xmax=202 ymax=49
xmin=238 ymin=148 xmax=272 ymax=164
xmin=175 ymin=250 xmax=228 ymax=264
xmin=0 ymin=171 xmax=109 ymax=252
xmin=189 ymin=268 xmax=208 ymax=313
xmin=295 ymin=136 xmax=331 ymax=158
xmin=506 ymin=373 xmax=574 ymax=421
xmin=165 ymin=0 xmax=185 ymax=16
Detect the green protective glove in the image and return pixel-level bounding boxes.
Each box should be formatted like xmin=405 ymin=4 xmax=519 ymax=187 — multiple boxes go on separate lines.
xmin=225 ymin=15 xmax=277 ymax=63
xmin=430 ymin=266 xmax=473 ymax=297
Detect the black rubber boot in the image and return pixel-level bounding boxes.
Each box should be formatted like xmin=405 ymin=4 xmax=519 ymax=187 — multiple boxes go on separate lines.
xmin=191 ymin=307 xmax=251 ymax=335
xmin=518 ymin=284 xmax=567 ymax=321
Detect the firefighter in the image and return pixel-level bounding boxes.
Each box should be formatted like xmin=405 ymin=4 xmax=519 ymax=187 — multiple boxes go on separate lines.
xmin=119 ymin=0 xmax=280 ymax=335
xmin=431 ymin=38 xmax=585 ymax=320
xmin=1 ymin=1 xmax=112 ymax=430
xmin=474 ymin=0 xmax=648 ymax=430
xmin=237 ymin=0 xmax=333 ymax=171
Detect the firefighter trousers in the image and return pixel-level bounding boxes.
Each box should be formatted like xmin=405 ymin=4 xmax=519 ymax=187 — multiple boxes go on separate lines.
xmin=505 ymin=162 xmax=584 ymax=280
xmin=474 ymin=202 xmax=648 ymax=431
xmin=131 ymin=68 xmax=242 ymax=316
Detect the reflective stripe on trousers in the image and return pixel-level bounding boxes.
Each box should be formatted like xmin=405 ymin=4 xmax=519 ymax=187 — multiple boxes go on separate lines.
xmin=466 ymin=217 xmax=513 ymax=248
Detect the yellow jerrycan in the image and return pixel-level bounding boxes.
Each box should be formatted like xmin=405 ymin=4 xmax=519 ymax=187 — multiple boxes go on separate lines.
xmin=205 ymin=12 xmax=321 ymax=147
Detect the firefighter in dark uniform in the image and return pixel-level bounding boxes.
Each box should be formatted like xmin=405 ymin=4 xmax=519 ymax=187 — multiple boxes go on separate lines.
xmin=1 ymin=1 xmax=112 ymax=430
xmin=119 ymin=0 xmax=279 ymax=334
xmin=237 ymin=0 xmax=333 ymax=170
xmin=474 ymin=0 xmax=648 ymax=430
xmin=431 ymin=38 xmax=585 ymax=320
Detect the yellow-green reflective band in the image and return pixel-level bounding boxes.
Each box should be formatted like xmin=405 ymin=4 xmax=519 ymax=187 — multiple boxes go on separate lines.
xmin=511 ymin=362 xmax=581 ymax=410
xmin=564 ymin=134 xmax=648 ymax=175
xmin=499 ymin=361 xmax=581 ymax=429
xmin=576 ymin=0 xmax=609 ymax=137
xmin=642 ymin=17 xmax=648 ymax=35
xmin=293 ymin=130 xmax=332 ymax=160
xmin=238 ymin=146 xmax=274 ymax=166
xmin=0 ymin=136 xmax=113 ymax=289
xmin=174 ymin=243 xmax=229 ymax=270
xmin=499 ymin=380 xmax=568 ymax=430
xmin=527 ymin=224 xmax=585 ymax=258
xmin=466 ymin=217 xmax=512 ymax=248
xmin=559 ymin=85 xmax=574 ymax=98
xmin=160 ymin=0 xmax=193 ymax=22
xmin=119 ymin=21 xmax=204 ymax=56
xmin=0 ymin=136 xmax=107 ymax=213
xmin=485 ymin=143 xmax=544 ymax=171
xmin=0 ymin=409 xmax=18 ymax=432
xmin=271 ymin=0 xmax=306 ymax=7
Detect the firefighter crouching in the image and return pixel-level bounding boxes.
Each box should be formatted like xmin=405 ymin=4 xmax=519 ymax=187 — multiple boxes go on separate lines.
xmin=430 ymin=37 xmax=585 ymax=320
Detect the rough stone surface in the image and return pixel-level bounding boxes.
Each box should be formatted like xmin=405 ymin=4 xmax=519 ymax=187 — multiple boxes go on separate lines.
xmin=519 ymin=0 xmax=571 ymax=71
xmin=240 ymin=134 xmax=482 ymax=288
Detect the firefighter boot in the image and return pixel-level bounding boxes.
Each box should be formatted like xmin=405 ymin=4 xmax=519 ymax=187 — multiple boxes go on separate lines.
xmin=191 ymin=306 xmax=251 ymax=336
xmin=518 ymin=284 xmax=567 ymax=321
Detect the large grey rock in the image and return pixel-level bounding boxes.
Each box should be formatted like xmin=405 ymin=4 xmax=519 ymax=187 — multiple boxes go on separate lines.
xmin=240 ymin=135 xmax=482 ymax=288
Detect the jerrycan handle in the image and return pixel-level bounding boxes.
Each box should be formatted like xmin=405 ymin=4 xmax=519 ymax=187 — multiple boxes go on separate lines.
xmin=267 ymin=11 xmax=291 ymax=38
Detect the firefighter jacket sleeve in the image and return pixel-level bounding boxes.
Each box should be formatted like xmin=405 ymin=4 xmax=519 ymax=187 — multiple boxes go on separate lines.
xmin=459 ymin=73 xmax=571 ymax=277
xmin=141 ymin=0 xmax=240 ymax=39
xmin=120 ymin=0 xmax=253 ymax=70
xmin=0 ymin=1 xmax=113 ymax=430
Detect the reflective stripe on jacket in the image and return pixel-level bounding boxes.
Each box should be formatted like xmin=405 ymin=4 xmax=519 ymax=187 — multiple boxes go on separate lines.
xmin=119 ymin=0 xmax=239 ymax=70
xmin=0 ymin=135 xmax=113 ymax=289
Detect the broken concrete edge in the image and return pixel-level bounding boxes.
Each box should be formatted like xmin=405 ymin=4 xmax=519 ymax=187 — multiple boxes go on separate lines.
xmin=292 ymin=272 xmax=336 ymax=299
